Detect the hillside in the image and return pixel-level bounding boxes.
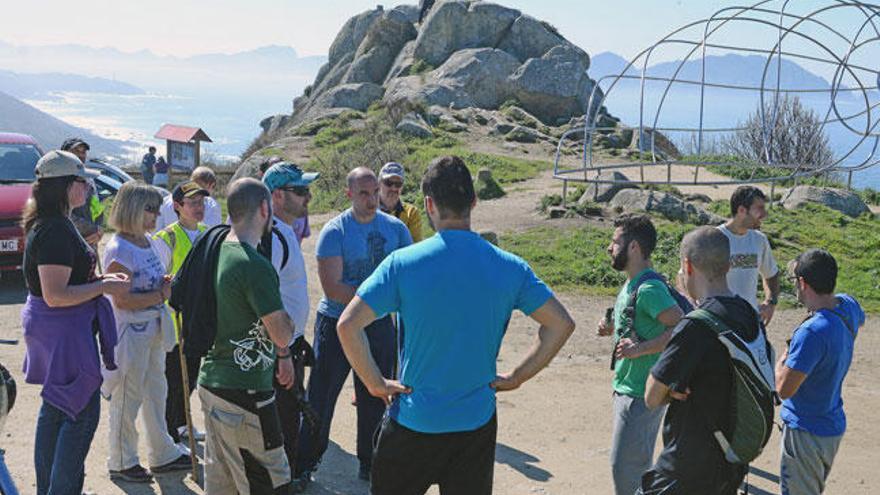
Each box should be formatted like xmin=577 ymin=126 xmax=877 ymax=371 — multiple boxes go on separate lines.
xmin=0 ymin=90 xmax=130 ymax=156
xmin=0 ymin=69 xmax=143 ymax=100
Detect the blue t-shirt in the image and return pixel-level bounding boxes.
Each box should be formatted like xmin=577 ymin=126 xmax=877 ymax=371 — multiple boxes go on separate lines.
xmin=316 ymin=209 xmax=412 ymax=318
xmin=781 ymin=294 xmax=865 ymax=436
xmin=357 ymin=230 xmax=553 ymax=433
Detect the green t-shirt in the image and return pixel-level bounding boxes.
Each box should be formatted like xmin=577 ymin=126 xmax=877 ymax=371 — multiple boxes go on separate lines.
xmin=198 ymin=242 xmax=284 ymax=391
xmin=612 ymin=269 xmax=677 ymax=398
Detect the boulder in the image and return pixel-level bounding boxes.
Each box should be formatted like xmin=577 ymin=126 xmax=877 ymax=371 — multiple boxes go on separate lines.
xmin=385 ymin=40 xmax=418 ymax=82
xmin=505 ymin=125 xmax=542 ymax=143
xmin=490 ymin=121 xmax=515 ymax=136
xmin=629 ymin=128 xmax=681 ymax=159
xmin=510 ymin=45 xmax=594 ymax=124
xmin=497 ymin=15 xmax=567 ymax=62
xmin=609 ymin=189 xmax=725 ymax=225
xmin=578 ymin=171 xmax=638 ymax=203
xmin=502 ymin=105 xmax=543 ymax=130
xmin=475 ymin=168 xmax=505 ymax=200
xmin=396 ymin=112 xmax=434 ymax=138
xmin=782 ymin=186 xmax=870 ymax=217
xmin=437 ymin=115 xmax=468 ymax=132
xmin=548 ymin=206 xmax=567 ymax=219
xmin=326 ymin=8 xmax=385 ymax=73
xmin=343 ymin=11 xmax=418 ymax=85
xmin=413 ymin=1 xmax=521 ymax=67
xmin=684 ymin=193 xmax=713 ymax=203
xmin=259 ymin=114 xmax=291 ymax=135
xmin=311 ymin=83 xmax=385 ymax=112
xmin=390 ymin=4 xmax=421 ymax=24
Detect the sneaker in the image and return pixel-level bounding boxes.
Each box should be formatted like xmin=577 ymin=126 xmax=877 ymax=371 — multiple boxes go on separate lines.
xmin=291 ymin=471 xmax=312 ymax=494
xmin=151 ymin=454 xmax=193 ymax=474
xmin=109 ymin=464 xmax=153 ymax=483
xmin=358 ymin=463 xmax=371 ymax=481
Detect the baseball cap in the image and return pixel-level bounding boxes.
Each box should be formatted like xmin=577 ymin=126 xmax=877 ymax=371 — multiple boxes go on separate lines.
xmin=34 ymin=150 xmax=99 ymax=180
xmin=60 ymin=138 xmax=90 ymax=152
xmin=172 ymin=180 xmax=210 ymax=203
xmin=262 ymin=162 xmax=320 ymax=192
xmin=379 ymin=162 xmax=405 ymax=181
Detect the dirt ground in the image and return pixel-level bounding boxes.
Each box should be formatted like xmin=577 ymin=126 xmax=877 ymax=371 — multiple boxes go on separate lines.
xmin=0 ymin=165 xmax=877 ymax=494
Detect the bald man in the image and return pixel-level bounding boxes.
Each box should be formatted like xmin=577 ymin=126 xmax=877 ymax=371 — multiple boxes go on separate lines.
xmin=293 ymin=167 xmax=412 ymax=491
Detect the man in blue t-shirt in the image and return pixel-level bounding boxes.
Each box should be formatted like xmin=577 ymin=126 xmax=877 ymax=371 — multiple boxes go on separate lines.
xmin=336 ymin=156 xmax=576 ymax=495
xmin=776 ymin=249 xmax=865 ymax=495
xmin=293 ymin=167 xmax=411 ymax=490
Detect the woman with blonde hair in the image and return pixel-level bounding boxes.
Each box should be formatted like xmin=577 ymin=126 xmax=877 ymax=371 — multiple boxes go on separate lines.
xmin=21 ymin=150 xmax=131 ymax=495
xmin=102 ymin=181 xmax=191 ymax=482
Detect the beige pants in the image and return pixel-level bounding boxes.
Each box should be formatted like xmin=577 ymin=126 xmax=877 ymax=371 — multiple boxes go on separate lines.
xmin=107 ymin=319 xmax=183 ymax=470
xmin=199 ymin=387 xmax=291 ymax=494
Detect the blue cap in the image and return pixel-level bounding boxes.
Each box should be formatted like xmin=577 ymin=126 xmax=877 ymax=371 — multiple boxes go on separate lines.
xmin=379 ymin=162 xmax=405 ymax=181
xmin=262 ymin=162 xmax=319 ymax=191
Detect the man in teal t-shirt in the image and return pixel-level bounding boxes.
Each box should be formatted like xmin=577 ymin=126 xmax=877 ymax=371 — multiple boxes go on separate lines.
xmin=196 ymin=178 xmax=297 ymax=494
xmin=597 ymin=214 xmax=684 ymax=495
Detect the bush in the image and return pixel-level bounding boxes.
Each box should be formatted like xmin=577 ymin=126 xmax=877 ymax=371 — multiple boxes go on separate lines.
xmin=409 ymin=59 xmax=435 ymax=76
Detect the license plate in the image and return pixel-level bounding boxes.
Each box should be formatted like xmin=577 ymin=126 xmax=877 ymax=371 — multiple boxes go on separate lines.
xmin=0 ymin=239 xmax=18 ymax=252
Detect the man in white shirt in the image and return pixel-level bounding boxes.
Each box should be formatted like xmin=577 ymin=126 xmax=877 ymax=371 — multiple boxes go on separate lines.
xmin=717 ymin=186 xmax=780 ymax=325
xmin=261 ymin=162 xmax=319 ymax=471
xmin=156 ymin=167 xmax=222 ymax=230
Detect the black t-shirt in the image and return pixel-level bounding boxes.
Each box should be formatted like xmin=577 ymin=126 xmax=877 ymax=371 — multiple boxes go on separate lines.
xmin=23 ymin=215 xmax=97 ymax=297
xmin=650 ymin=296 xmax=758 ymax=489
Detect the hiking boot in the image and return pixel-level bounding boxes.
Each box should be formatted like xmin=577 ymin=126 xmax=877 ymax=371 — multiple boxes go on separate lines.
xmin=109 ymin=464 xmax=153 ymax=483
xmin=358 ymin=463 xmax=371 ymax=481
xmin=291 ymin=471 xmax=312 ymax=494
xmin=151 ymin=454 xmax=193 ymax=474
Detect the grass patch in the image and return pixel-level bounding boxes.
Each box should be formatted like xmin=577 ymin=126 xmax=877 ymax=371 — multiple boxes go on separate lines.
xmin=502 ymin=202 xmax=880 ymax=312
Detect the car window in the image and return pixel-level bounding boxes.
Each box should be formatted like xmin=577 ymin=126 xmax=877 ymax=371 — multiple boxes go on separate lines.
xmin=0 ymin=144 xmax=40 ymax=181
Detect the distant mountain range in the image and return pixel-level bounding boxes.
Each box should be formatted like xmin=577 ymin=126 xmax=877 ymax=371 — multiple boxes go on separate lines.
xmin=589 ymin=51 xmax=853 ymax=97
xmin=0 ymin=42 xmax=326 ymax=97
xmin=0 ymin=90 xmax=131 ymax=157
xmin=0 ymin=69 xmax=144 ymax=100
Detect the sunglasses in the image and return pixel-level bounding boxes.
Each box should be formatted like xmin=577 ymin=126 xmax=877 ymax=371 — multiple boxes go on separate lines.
xmin=144 ymin=204 xmax=161 ymax=215
xmin=382 ymin=179 xmax=403 ymax=188
xmin=279 ymin=186 xmax=310 ymax=196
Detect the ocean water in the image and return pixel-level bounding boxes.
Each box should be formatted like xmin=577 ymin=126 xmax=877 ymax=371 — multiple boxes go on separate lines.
xmin=26 ymin=90 xmax=294 ymax=164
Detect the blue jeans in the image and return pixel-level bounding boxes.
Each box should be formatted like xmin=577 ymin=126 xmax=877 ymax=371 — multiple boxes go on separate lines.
xmin=0 ymin=448 xmax=19 ymax=495
xmin=34 ymin=391 xmax=100 ymax=495
xmin=295 ymin=313 xmax=395 ymax=476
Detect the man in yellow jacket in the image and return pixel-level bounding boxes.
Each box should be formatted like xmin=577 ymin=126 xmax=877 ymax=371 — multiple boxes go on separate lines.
xmin=379 ymin=162 xmax=422 ymax=243
xmin=152 ymin=180 xmax=209 ymax=445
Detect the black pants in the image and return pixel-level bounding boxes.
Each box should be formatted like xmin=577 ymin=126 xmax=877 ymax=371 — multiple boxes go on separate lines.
xmin=371 ymin=414 xmax=497 ymax=495
xmin=165 ymin=344 xmax=201 ymax=443
xmin=273 ymin=344 xmax=306 ymax=471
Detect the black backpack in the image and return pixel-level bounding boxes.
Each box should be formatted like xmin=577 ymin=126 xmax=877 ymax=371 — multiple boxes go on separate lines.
xmin=611 ymin=270 xmax=694 ymax=370
xmin=257 ymin=223 xmax=289 ymax=271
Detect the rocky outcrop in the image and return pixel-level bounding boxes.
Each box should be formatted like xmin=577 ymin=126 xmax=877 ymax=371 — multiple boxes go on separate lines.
xmin=578 ymin=171 xmax=638 ymax=203
xmin=396 ymin=112 xmax=434 ymax=138
xmin=782 ymin=186 xmax=870 ymax=217
xmin=610 ymin=189 xmax=725 ymax=225
xmin=284 ymin=2 xmax=600 ymax=127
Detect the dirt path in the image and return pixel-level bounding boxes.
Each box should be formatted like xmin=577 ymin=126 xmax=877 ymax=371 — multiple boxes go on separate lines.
xmin=0 ymin=144 xmax=876 ymax=494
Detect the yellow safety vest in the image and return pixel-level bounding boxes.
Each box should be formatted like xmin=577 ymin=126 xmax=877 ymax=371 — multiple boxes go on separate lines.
xmin=153 ymin=222 xmax=206 ymax=276
xmin=89 ymin=195 xmax=105 ymax=222
xmin=153 ymin=222 xmax=206 ymax=341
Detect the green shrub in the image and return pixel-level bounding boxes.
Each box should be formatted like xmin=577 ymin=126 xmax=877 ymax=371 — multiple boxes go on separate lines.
xmin=409 ymin=59 xmax=434 ymax=76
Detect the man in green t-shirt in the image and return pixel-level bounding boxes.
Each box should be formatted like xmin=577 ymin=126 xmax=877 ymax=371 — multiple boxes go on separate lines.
xmin=197 ymin=178 xmax=297 ymax=494
xmin=597 ymin=214 xmax=684 ymax=495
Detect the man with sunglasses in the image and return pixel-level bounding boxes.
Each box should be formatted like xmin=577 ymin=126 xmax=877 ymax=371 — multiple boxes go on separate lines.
xmin=718 ymin=186 xmax=781 ymax=326
xmin=261 ymin=162 xmax=319 ymax=474
xmin=776 ymin=250 xmax=864 ymax=494
xmin=597 ymin=214 xmax=684 ymax=495
xmin=379 ymin=162 xmax=422 ymax=243
xmin=293 ymin=167 xmax=411 ymax=491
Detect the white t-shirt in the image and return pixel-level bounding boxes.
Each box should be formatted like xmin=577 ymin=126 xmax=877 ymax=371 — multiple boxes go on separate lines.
xmin=102 ymin=234 xmax=166 ymax=320
xmin=271 ymin=216 xmax=309 ymax=341
xmin=155 ymin=195 xmax=222 ymax=231
xmin=717 ymin=224 xmax=779 ymax=310
xmin=152 ymin=225 xmax=202 ymax=273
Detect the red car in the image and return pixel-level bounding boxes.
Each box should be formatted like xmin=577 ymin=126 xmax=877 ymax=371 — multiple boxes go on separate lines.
xmin=0 ymin=133 xmax=43 ymax=275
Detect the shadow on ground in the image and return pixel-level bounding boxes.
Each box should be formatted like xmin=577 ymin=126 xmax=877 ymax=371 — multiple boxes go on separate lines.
xmin=496 ymin=442 xmax=552 ymax=482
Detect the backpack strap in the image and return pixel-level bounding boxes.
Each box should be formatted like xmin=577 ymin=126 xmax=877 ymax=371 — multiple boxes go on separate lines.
xmin=620 ymin=271 xmax=662 ymax=342
xmin=257 ymin=224 xmax=290 ymax=271
xmin=275 ymin=226 xmax=289 ymax=271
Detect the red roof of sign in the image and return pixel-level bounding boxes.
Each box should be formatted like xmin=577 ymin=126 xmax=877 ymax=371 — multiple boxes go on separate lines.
xmin=154 ymin=124 xmax=212 ymax=143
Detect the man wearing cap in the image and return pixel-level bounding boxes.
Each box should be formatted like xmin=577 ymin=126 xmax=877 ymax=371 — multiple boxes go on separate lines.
xmin=156 ymin=167 xmax=222 ymax=230
xmin=152 ymin=180 xmax=210 ymax=445
xmin=293 ymin=167 xmax=412 ymax=490
xmin=61 ymin=138 xmax=104 ymax=253
xmin=261 ymin=162 xmax=319 ymax=471
xmin=257 ymin=157 xmax=312 ymax=245
xmin=379 ymin=162 xmax=422 ymax=243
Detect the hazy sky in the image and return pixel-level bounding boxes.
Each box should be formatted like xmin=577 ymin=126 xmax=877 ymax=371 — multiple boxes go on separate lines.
xmin=2 ymin=0 xmax=876 ymax=79
xmin=1 ymin=0 xmax=754 ymax=58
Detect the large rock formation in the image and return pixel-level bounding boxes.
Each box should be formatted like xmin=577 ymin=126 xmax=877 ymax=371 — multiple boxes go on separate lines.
xmin=782 ymin=185 xmax=870 ymax=218
xmin=287 ymin=1 xmax=601 ymax=127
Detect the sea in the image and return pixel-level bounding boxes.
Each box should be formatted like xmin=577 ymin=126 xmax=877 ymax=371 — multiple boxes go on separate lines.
xmin=25 ymin=89 xmax=294 ymax=166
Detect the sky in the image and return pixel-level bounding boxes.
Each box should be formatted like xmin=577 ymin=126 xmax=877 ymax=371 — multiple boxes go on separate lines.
xmin=0 ymin=0 xmax=779 ymax=58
